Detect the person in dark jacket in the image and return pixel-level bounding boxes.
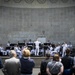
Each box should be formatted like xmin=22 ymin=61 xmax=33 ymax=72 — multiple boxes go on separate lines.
xmin=40 ymin=53 xmax=51 ymax=75
xmin=61 ymin=48 xmax=74 ymax=75
xmin=0 ymin=57 xmax=3 ymax=69
xmin=20 ymin=48 xmax=35 ymax=75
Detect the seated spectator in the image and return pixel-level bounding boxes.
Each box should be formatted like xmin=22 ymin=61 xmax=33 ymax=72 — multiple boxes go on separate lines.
xmin=46 ymin=54 xmax=64 ymax=75
xmin=20 ymin=48 xmax=35 ymax=75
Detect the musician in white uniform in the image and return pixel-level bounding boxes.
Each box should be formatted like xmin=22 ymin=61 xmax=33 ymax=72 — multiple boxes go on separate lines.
xmin=34 ymin=39 xmax=41 ymax=56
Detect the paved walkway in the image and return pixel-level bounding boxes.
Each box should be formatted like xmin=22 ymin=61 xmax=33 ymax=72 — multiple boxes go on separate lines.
xmin=0 ymin=68 xmax=40 ymax=75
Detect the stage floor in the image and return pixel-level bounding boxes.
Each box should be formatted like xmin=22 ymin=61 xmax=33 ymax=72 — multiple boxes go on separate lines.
xmin=1 ymin=56 xmax=46 ymax=68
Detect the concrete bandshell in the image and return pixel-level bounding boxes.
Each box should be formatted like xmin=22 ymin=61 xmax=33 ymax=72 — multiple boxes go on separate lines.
xmin=0 ymin=0 xmax=75 ymax=45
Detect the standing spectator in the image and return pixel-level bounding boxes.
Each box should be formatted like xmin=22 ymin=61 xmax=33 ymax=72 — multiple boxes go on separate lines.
xmin=0 ymin=57 xmax=3 ymax=69
xmin=61 ymin=48 xmax=74 ymax=75
xmin=40 ymin=53 xmax=52 ymax=75
xmin=46 ymin=54 xmax=64 ymax=75
xmin=2 ymin=50 xmax=21 ymax=75
xmin=72 ymin=56 xmax=75 ymax=75
xmin=20 ymin=48 xmax=35 ymax=75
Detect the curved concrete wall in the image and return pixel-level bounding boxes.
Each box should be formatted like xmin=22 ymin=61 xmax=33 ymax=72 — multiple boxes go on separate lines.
xmin=0 ymin=0 xmax=75 ymax=8
xmin=0 ymin=0 xmax=75 ymax=44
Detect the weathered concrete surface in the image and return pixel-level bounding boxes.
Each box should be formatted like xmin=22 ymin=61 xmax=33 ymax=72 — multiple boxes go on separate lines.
xmin=0 ymin=0 xmax=75 ymax=44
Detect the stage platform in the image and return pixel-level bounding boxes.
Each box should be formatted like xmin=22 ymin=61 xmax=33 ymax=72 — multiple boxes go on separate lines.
xmin=1 ymin=56 xmax=47 ymax=68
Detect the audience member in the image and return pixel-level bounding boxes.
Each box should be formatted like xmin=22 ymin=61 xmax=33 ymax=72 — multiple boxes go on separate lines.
xmin=2 ymin=50 xmax=21 ymax=75
xmin=0 ymin=57 xmax=3 ymax=69
xmin=40 ymin=53 xmax=52 ymax=75
xmin=46 ymin=54 xmax=64 ymax=75
xmin=61 ymin=48 xmax=74 ymax=75
xmin=72 ymin=55 xmax=75 ymax=75
xmin=20 ymin=48 xmax=35 ymax=75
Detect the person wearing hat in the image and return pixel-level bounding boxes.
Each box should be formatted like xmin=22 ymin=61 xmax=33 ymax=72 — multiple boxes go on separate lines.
xmin=20 ymin=48 xmax=35 ymax=75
